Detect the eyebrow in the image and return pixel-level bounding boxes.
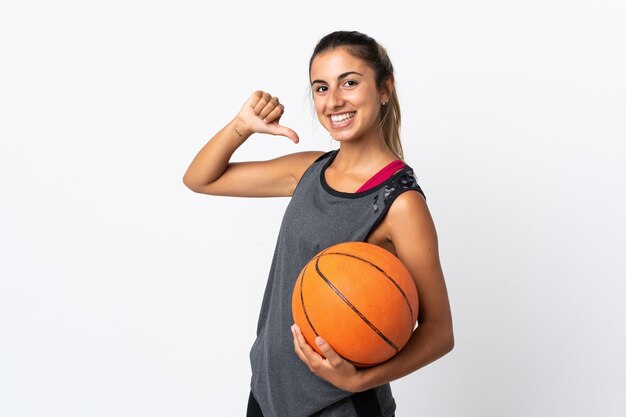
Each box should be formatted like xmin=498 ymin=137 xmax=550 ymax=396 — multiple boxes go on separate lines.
xmin=310 ymin=71 xmax=363 ymax=86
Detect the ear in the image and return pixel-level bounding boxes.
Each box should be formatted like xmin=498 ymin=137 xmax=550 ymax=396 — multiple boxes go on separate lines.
xmin=380 ymin=75 xmax=395 ymax=101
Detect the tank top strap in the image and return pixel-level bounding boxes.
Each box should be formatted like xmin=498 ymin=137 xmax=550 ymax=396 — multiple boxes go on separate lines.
xmin=356 ymin=159 xmax=407 ymax=193
xmin=382 ymin=167 xmax=426 ymax=202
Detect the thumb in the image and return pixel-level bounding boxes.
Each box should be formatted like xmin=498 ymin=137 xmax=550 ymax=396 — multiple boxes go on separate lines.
xmin=266 ymin=121 xmax=300 ymax=144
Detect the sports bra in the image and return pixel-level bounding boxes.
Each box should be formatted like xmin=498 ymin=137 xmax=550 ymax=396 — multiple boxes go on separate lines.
xmin=356 ymin=160 xmax=407 ymax=193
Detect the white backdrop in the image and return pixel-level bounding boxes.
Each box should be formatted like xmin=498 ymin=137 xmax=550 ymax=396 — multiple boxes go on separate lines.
xmin=1 ymin=1 xmax=625 ymax=416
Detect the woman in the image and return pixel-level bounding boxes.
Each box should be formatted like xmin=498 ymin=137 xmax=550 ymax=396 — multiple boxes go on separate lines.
xmin=183 ymin=31 xmax=454 ymax=417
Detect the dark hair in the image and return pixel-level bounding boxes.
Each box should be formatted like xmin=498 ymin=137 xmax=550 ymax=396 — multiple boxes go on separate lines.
xmin=309 ymin=31 xmax=403 ymax=159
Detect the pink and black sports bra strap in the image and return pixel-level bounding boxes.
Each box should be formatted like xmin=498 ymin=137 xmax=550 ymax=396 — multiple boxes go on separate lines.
xmin=356 ymin=160 xmax=407 ymax=193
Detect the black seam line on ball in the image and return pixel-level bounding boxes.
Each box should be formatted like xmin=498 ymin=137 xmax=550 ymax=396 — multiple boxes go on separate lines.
xmin=324 ymin=251 xmax=415 ymax=324
xmin=314 ymin=256 xmax=399 ymax=353
xmin=300 ymin=252 xmax=376 ymax=366
xmin=301 ymin=246 xmax=335 ymax=340
xmin=300 ymin=262 xmax=320 ymax=339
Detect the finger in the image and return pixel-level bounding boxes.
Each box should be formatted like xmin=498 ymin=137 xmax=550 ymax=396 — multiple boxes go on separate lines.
xmin=248 ymin=90 xmax=264 ymax=109
xmin=253 ymin=92 xmax=272 ymax=114
xmin=314 ymin=337 xmax=344 ymax=368
xmin=293 ymin=325 xmax=323 ymax=364
xmin=292 ymin=325 xmax=309 ymax=356
xmin=259 ymin=97 xmax=280 ymax=120
xmin=291 ymin=325 xmax=309 ymax=364
xmin=266 ymin=122 xmax=300 ymax=144
xmin=261 ymin=102 xmax=282 ymax=122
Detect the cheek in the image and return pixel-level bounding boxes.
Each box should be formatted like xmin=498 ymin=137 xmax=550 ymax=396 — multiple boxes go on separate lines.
xmin=347 ymin=91 xmax=374 ymax=112
xmin=313 ymin=99 xmax=326 ymax=120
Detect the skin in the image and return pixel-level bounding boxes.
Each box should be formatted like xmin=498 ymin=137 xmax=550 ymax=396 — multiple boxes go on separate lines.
xmin=182 ymin=46 xmax=454 ymax=394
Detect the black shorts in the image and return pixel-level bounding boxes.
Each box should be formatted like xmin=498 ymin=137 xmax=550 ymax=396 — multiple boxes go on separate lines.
xmin=246 ymin=389 xmax=395 ymax=417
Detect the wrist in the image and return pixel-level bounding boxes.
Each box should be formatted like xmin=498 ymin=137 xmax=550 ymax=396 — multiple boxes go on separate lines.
xmin=231 ymin=117 xmax=253 ymax=139
xmin=353 ymin=362 xmax=389 ymax=392
xmin=350 ymin=369 xmax=373 ymax=393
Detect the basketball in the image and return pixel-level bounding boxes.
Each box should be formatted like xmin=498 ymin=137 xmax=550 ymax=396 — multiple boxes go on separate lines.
xmin=291 ymin=241 xmax=419 ymax=368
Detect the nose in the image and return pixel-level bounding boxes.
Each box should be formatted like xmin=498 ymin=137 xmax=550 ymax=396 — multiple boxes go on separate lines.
xmin=327 ymin=87 xmax=344 ymax=111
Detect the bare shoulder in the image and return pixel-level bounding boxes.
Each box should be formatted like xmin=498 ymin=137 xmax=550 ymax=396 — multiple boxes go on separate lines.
xmin=385 ymin=189 xmax=437 ymax=247
xmin=388 ymin=189 xmax=428 ymax=217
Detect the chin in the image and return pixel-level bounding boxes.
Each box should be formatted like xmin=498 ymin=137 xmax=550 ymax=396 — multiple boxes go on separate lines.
xmin=326 ymin=125 xmax=360 ymax=140
xmin=329 ymin=132 xmax=353 ymax=141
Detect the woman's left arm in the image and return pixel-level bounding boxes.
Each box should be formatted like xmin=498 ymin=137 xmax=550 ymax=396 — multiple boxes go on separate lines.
xmin=291 ymin=189 xmax=454 ymax=392
xmin=355 ymin=189 xmax=454 ymax=391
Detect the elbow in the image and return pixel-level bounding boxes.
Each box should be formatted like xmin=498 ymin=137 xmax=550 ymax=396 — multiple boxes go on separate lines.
xmin=182 ymin=175 xmax=195 ymax=191
xmin=182 ymin=175 xmax=202 ymax=193
xmin=442 ymin=326 xmax=455 ymax=355
xmin=431 ymin=321 xmax=454 ymax=358
xmin=182 ymin=169 xmax=202 ymax=191
xmin=446 ymin=331 xmax=455 ymax=354
xmin=182 ymin=175 xmax=217 ymax=195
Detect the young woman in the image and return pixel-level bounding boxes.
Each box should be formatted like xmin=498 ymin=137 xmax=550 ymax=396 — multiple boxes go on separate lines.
xmin=183 ymin=31 xmax=454 ymax=417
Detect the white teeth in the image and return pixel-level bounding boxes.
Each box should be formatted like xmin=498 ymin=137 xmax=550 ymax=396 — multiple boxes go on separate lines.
xmin=330 ymin=112 xmax=355 ymax=123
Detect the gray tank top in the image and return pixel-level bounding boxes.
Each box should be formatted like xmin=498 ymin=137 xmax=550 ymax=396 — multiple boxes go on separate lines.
xmin=249 ymin=149 xmax=425 ymax=417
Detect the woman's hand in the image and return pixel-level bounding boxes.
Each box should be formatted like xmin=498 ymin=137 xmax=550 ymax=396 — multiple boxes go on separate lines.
xmin=291 ymin=324 xmax=364 ymax=393
xmin=235 ymin=90 xmax=299 ymax=143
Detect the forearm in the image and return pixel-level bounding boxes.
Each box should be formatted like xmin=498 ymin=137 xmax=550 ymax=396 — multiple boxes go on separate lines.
xmin=182 ymin=117 xmax=252 ymax=190
xmin=356 ymin=321 xmax=454 ymax=392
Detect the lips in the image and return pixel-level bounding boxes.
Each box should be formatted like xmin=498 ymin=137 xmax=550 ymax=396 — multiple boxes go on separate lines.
xmin=328 ymin=111 xmax=356 ymax=128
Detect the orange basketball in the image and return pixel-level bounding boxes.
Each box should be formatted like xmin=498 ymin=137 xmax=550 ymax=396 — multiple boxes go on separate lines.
xmin=291 ymin=241 xmax=418 ymax=368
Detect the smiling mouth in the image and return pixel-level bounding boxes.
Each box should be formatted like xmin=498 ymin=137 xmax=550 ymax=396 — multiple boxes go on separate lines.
xmin=328 ymin=112 xmax=356 ymax=127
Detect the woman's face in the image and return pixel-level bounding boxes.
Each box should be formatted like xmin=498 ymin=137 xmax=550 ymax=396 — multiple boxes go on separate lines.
xmin=310 ymin=47 xmax=387 ymax=143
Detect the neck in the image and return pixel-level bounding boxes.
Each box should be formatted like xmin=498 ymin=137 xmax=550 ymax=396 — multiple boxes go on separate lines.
xmin=333 ymin=134 xmax=397 ymax=174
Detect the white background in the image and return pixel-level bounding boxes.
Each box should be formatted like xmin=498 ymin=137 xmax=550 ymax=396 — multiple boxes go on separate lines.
xmin=1 ymin=1 xmax=625 ymax=416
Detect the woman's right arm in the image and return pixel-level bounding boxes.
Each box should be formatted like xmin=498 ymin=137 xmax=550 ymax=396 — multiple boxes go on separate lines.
xmin=182 ymin=91 xmax=325 ymax=197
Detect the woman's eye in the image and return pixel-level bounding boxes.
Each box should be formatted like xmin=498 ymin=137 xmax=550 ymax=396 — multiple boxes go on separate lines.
xmin=344 ymin=80 xmax=358 ymax=87
xmin=315 ymin=85 xmax=328 ymax=93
